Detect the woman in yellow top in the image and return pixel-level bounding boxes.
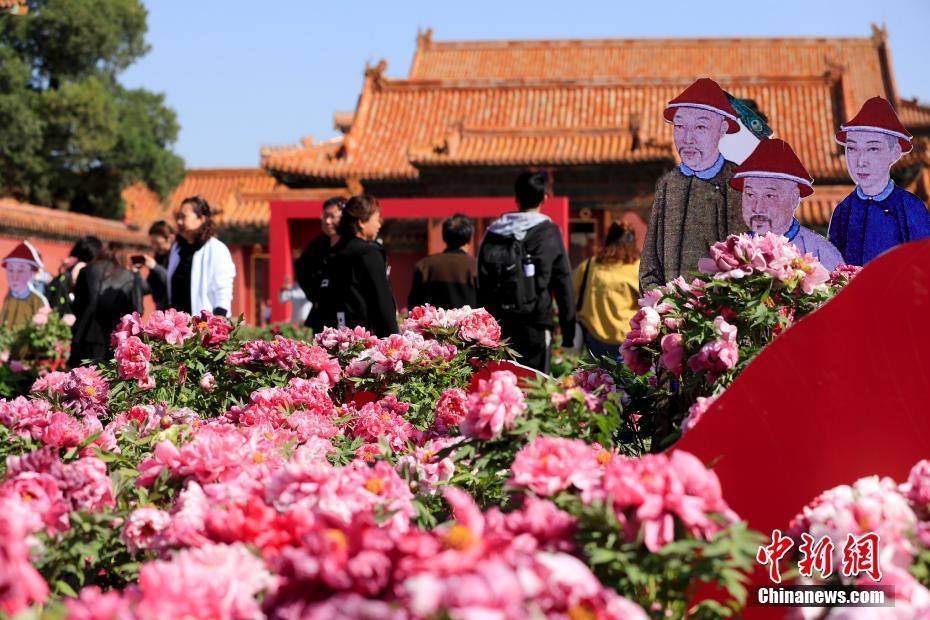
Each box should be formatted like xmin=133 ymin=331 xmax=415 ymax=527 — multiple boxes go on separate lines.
xmin=572 ymin=222 xmax=641 ymax=359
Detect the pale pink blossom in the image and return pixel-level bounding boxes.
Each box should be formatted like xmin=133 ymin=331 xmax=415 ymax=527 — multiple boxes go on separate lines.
xmin=509 ymin=437 xmax=603 ymax=496
xmin=144 ymin=309 xmax=194 ymax=345
xmin=659 ymin=333 xmax=684 ymax=376
xmin=122 ymin=507 xmax=172 ymax=553
xmin=460 ymin=371 xmax=526 ymax=440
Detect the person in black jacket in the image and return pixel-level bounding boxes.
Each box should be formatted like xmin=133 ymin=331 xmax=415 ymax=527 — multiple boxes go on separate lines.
xmin=294 ymin=197 xmax=345 ymax=331
xmin=408 ymin=214 xmax=477 ymax=311
xmin=46 ymin=236 xmax=102 ymax=316
xmin=477 ymin=172 xmax=575 ymax=373
xmin=140 ymin=220 xmax=175 ymax=311
xmin=69 ymin=242 xmax=144 ymax=367
xmin=316 ymin=195 xmax=397 ymax=337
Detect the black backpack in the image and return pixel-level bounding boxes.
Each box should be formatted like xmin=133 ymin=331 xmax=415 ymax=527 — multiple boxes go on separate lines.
xmin=479 ymin=232 xmax=539 ymax=315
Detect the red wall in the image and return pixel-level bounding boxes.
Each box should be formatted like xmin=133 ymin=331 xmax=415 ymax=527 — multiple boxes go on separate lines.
xmin=269 ymin=197 xmax=570 ymax=323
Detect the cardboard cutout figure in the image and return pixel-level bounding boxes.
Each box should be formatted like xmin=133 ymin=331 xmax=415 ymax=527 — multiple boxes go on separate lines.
xmin=731 ymin=139 xmax=844 ymax=270
xmin=1 ymin=241 xmax=50 ymax=330
xmin=640 ymin=78 xmax=745 ymax=290
xmin=828 ymin=96 xmax=930 ymax=266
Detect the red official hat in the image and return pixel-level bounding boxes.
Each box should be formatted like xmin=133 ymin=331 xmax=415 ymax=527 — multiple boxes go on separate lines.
xmin=664 ymin=78 xmax=740 ymax=134
xmin=835 ymin=97 xmax=913 ymax=154
xmin=729 ymin=138 xmax=814 ymax=198
xmin=2 ymin=240 xmax=43 ymax=271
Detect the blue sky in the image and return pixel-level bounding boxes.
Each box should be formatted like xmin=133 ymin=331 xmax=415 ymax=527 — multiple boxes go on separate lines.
xmin=121 ymin=0 xmax=930 ymax=169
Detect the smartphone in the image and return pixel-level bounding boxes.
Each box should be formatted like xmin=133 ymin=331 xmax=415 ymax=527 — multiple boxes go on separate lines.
xmin=130 ymin=255 xmax=146 ymax=266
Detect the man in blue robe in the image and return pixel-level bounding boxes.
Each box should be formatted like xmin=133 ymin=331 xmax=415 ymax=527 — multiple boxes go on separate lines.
xmin=828 ymin=97 xmax=930 ymax=266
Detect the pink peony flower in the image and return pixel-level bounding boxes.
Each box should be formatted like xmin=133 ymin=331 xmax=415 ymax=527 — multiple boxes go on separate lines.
xmin=60 ymin=366 xmax=109 ymax=417
xmin=626 ymin=307 xmax=661 ymax=345
xmin=790 ymin=475 xmax=917 ymax=573
xmin=396 ymin=437 xmax=459 ymax=494
xmin=829 ymin=264 xmax=862 ymax=287
xmin=65 ymin=586 xmax=130 ymax=620
xmin=115 ymin=336 xmax=152 ymax=381
xmin=597 ymin=451 xmax=737 ymax=552
xmin=0 ymin=472 xmax=70 ymax=533
xmin=0 ymin=396 xmax=52 ymax=439
xmin=620 ymin=340 xmax=652 ymax=376
xmin=509 ymin=437 xmax=603 ymax=496
xmin=133 ymin=543 xmax=273 ymax=620
xmin=460 ymin=371 xmax=526 ymax=440
xmin=314 ymin=326 xmax=377 ymax=352
xmin=62 ymin=313 xmax=76 ymax=327
xmin=194 ymin=310 xmax=232 ymax=346
xmin=199 ymin=372 xmax=216 ymax=392
xmin=350 ymin=396 xmax=415 ymax=453
xmin=57 ymin=456 xmax=115 ymax=513
xmin=0 ymin=499 xmax=49 ymax=616
xmin=681 ymin=394 xmax=720 ymax=435
xmin=906 ymin=460 xmax=930 ymax=513
xmin=32 ymin=310 xmax=49 ymax=326
xmin=687 ymin=338 xmax=739 ymax=383
xmin=110 ymin=311 xmax=144 ymax=347
xmin=144 ymin=309 xmax=195 ymax=345
xmin=551 ymin=368 xmax=621 ymax=414
xmin=41 ymin=411 xmax=91 ymax=448
xmin=659 ymin=333 xmax=684 ymax=376
xmin=122 ymin=507 xmax=172 ymax=552
xmin=457 ymin=308 xmax=501 ymax=347
xmin=434 ymin=388 xmax=468 ymax=430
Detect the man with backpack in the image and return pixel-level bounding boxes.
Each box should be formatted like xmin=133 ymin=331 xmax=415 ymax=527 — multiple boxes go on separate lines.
xmin=477 ymin=171 xmax=575 ymax=374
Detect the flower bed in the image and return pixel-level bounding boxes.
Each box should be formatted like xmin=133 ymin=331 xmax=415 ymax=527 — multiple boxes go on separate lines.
xmin=2 ymin=234 xmax=914 ymax=620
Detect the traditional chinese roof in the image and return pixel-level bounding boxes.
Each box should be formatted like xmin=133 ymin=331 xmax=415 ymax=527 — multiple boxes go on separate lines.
xmin=262 ymin=74 xmax=848 ymax=183
xmin=899 ymin=99 xmax=930 ymax=135
xmin=122 ymin=169 xmax=346 ymax=232
xmin=0 ymin=198 xmax=149 ymax=245
xmin=264 ymin=27 xmax=930 ymax=188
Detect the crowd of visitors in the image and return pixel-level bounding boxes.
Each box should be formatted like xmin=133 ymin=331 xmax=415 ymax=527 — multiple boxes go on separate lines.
xmin=4 ymin=80 xmax=927 ymax=374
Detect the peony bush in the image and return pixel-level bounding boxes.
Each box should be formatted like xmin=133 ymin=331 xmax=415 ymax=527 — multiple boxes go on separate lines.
xmin=0 ymin=306 xmax=72 ymax=398
xmin=1 ymin=233 xmax=890 ymax=619
xmin=618 ymin=232 xmax=860 ymax=447
xmin=0 ymin=301 xmax=767 ymax=619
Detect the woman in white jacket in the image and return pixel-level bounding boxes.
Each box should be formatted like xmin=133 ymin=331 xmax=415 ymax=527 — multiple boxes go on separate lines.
xmin=167 ymin=196 xmax=236 ymax=316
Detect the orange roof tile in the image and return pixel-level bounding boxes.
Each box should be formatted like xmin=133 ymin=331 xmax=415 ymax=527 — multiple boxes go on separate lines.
xmin=0 ymin=198 xmax=149 ymax=245
xmin=121 ymin=183 xmax=166 ymax=231
xmin=123 ymin=170 xmax=347 ymax=231
xmin=409 ymin=30 xmax=894 ymax=117
xmin=408 ymin=126 xmax=673 ymax=166
xmin=797 ymin=185 xmax=856 ymax=227
xmin=899 ymin=99 xmax=930 ymax=132
xmin=263 ymin=75 xmax=848 ymax=183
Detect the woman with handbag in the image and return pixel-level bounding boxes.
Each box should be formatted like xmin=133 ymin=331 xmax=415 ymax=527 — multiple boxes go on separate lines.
xmin=572 ymin=222 xmax=641 ymax=360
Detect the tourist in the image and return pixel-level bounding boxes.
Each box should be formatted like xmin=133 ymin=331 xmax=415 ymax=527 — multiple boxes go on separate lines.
xmin=828 ymin=97 xmax=930 ymax=266
xmin=1 ymin=241 xmax=49 ymax=330
xmin=140 ymin=220 xmax=175 ymax=311
xmin=408 ymin=213 xmax=477 ymax=310
xmin=640 ymin=78 xmax=745 ymax=290
xmin=46 ymin=235 xmax=103 ymax=316
xmin=477 ymin=171 xmax=574 ymax=373
xmin=573 ymin=222 xmax=641 ymax=359
xmin=315 ymin=195 xmax=397 ymax=337
xmin=69 ymin=242 xmax=144 ymax=366
xmin=167 ymin=196 xmax=236 ymax=316
xmin=732 ymin=139 xmax=843 ymax=270
xmin=294 ymin=196 xmax=345 ymax=331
